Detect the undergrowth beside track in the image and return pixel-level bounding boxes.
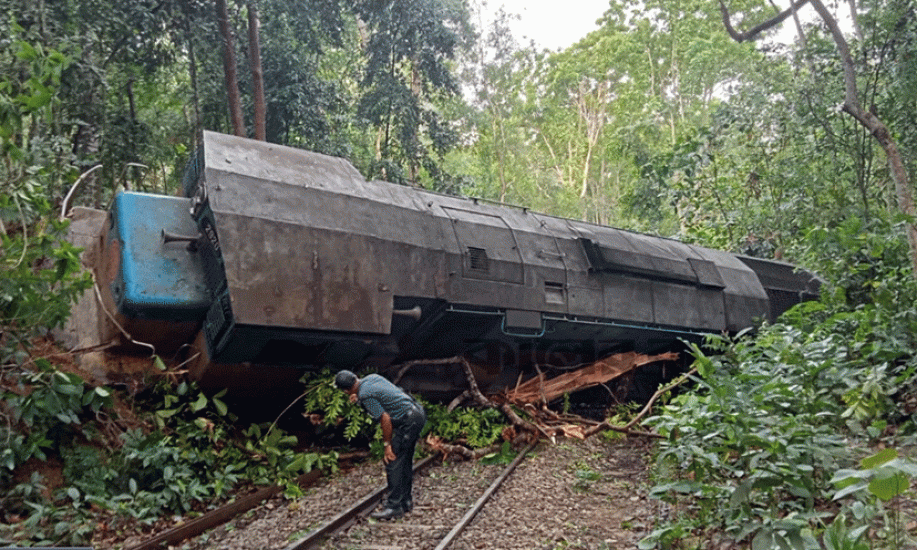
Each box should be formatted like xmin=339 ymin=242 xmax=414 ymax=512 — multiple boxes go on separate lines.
xmin=640 ymin=255 xmax=917 ymax=549
xmin=0 ymin=350 xmax=514 ymax=547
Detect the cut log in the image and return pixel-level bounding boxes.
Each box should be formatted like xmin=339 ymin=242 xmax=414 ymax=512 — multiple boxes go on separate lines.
xmin=504 ymin=351 xmax=678 ymax=405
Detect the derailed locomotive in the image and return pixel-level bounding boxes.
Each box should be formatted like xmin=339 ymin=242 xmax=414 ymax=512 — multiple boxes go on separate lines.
xmin=77 ymin=131 xmax=820 ymax=399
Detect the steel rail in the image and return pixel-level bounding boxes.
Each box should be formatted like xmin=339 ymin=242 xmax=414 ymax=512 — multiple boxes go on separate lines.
xmin=433 ymin=441 xmax=536 ymax=550
xmin=127 ymin=469 xmax=323 ymax=550
xmin=282 ymin=454 xmax=439 ymax=550
xmin=126 ymin=452 xmax=371 ymax=550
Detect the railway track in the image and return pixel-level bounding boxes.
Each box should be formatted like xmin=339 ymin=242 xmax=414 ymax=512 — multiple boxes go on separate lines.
xmin=284 ymin=442 xmax=536 ymax=550
xmin=128 ymin=436 xmax=654 ymax=550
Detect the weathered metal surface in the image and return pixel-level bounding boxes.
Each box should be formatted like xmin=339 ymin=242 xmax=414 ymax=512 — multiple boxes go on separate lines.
xmin=108 ymin=192 xmax=210 ymax=319
xmin=103 ymin=131 xmax=821 ymax=382
xmin=737 ymin=255 xmax=821 ymax=321
xmin=55 ymin=207 xmax=109 ymax=351
xmin=443 ymin=206 xmax=524 ymax=284
xmin=200 ymin=129 xmax=366 ymax=192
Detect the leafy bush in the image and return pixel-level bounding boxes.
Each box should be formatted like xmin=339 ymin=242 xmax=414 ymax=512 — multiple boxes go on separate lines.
xmin=1 ymin=33 xmax=84 ymax=316
xmin=1 ymin=359 xmax=112 ymax=482
xmin=638 ymin=211 xmax=917 ymax=549
xmin=424 ymin=403 xmax=507 ymax=448
xmin=641 ymin=280 xmax=917 ymax=548
xmin=643 ymin=331 xmax=852 ymax=548
xmin=0 ymin=214 xmax=91 ymax=336
xmin=1 ymin=363 xmax=338 ymax=546
xmin=829 ymin=448 xmax=917 ymax=549
xmin=301 ymin=370 xmax=510 ymax=451
xmin=302 ymin=369 xmax=375 ymax=442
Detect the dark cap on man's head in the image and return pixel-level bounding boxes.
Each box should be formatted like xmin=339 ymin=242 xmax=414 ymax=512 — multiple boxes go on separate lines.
xmin=334 ymin=370 xmax=358 ymax=390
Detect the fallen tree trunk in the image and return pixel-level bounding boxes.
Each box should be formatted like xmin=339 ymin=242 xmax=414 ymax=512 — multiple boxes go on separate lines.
xmin=504 ymin=351 xmax=679 ymax=405
xmin=389 ymin=351 xmax=691 ymax=450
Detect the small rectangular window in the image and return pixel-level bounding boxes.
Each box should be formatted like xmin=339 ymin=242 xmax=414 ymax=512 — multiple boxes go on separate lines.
xmin=468 ymin=247 xmax=489 ymax=272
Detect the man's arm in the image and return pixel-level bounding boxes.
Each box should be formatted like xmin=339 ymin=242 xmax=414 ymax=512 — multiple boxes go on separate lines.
xmin=380 ymin=412 xmax=396 ymax=463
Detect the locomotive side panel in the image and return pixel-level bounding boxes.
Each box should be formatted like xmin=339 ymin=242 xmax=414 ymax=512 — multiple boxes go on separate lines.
xmin=438 ymin=205 xmax=572 ymax=314
xmin=549 ymin=221 xmax=606 ymax=319
xmin=693 ymin=248 xmax=771 ymax=331
xmin=601 ymin=275 xmax=655 ymax=324
xmin=217 ymin=214 xmax=393 ymax=333
xmin=201 ymin=169 xmax=453 ymax=336
xmin=651 ymin=281 xmax=725 ymax=330
xmin=737 ymin=255 xmax=821 ymax=321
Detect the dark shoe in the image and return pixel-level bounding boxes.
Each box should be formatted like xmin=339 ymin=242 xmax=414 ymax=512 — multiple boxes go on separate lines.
xmin=371 ymin=507 xmax=404 ymax=520
xmin=404 ymin=500 xmax=413 ymax=513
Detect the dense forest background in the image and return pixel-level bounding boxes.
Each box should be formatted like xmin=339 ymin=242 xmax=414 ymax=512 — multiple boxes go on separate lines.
xmin=6 ymin=0 xmax=915 ymax=262
xmin=3 ymin=0 xmax=917 ymax=548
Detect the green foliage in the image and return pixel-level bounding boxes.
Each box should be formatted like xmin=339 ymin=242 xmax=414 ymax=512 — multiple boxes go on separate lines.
xmin=643 ymin=332 xmax=837 ymax=545
xmin=0 ymin=30 xmax=90 ymax=344
xmin=301 ymin=371 xmax=509 ymax=452
xmin=0 ymin=24 xmax=82 ymax=212
xmin=0 ymin=215 xmax=92 ymax=336
xmin=424 ymin=403 xmax=507 ymax=449
xmin=1 ymin=359 xmax=115 ymax=546
xmin=1 ymin=361 xmax=337 ymax=546
xmin=353 ymin=0 xmax=467 ymax=186
xmin=1 ymin=360 xmax=112 ymax=484
xmin=821 ymin=516 xmax=870 ymax=550
xmin=829 ymin=449 xmax=917 ymax=548
xmin=832 ymin=449 xmax=916 ymax=503
xmin=301 ymin=370 xmax=374 ymax=442
xmin=137 ymin=374 xmax=338 ymax=487
xmin=0 ymin=29 xmax=71 ymax=165
xmin=641 ymin=259 xmax=917 ymax=548
xmin=480 ymin=441 xmax=519 ymax=466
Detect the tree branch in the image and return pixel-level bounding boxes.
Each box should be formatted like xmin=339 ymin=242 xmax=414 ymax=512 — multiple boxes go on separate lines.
xmin=582 ymin=367 xmax=699 ymax=439
xmin=718 ymin=0 xmax=811 ymax=42
xmin=455 ymin=356 xmax=543 ymax=438
xmin=720 ymin=0 xmax=917 ymax=275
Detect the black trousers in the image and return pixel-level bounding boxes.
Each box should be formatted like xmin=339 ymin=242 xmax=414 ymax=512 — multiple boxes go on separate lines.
xmin=385 ymin=405 xmax=426 ymax=511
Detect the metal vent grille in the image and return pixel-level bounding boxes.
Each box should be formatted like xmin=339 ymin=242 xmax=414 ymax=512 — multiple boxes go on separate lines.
xmin=468 ymin=247 xmax=490 ymax=272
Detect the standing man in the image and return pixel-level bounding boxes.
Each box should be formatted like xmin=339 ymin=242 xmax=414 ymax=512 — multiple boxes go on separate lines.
xmin=334 ymin=370 xmax=427 ymax=520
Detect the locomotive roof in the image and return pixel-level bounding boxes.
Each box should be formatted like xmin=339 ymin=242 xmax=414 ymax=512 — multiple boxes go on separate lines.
xmin=199 ymin=131 xmax=717 ymax=254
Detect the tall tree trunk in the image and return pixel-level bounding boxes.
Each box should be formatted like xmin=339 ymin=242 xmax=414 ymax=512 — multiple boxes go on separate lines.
xmin=216 ymin=0 xmax=245 ymax=137
xmin=186 ymin=18 xmax=202 ymax=135
xmin=489 ymin=110 xmax=509 ymax=202
xmin=719 ymin=0 xmax=917 ymax=276
xmin=574 ymin=80 xmax=610 ymax=199
xmin=807 ymin=0 xmax=917 ymax=275
xmin=247 ymin=0 xmax=266 ymax=141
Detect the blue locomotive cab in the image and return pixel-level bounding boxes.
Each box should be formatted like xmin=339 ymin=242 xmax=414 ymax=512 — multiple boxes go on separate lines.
xmin=101 ymin=191 xmax=211 ymax=351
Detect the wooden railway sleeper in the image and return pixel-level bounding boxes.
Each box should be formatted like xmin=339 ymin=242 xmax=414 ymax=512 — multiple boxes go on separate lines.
xmin=285 ymin=442 xmax=536 ymax=550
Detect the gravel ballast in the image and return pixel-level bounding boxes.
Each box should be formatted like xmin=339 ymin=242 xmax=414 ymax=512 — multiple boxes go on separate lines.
xmin=170 ymin=435 xmax=659 ymax=550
